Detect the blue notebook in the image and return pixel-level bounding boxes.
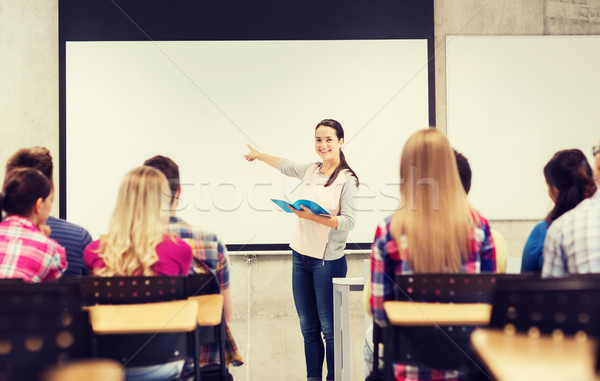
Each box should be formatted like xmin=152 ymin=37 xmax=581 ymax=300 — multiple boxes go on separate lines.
xmin=271 ymin=199 xmax=331 ymax=216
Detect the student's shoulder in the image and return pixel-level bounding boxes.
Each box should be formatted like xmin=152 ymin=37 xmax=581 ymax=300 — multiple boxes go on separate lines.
xmin=471 ymin=210 xmax=491 ymax=229
xmin=169 ymin=218 xmax=223 ymax=243
xmin=47 ymin=216 xmax=92 ymax=238
xmin=37 ymin=233 xmax=66 ymax=256
xmin=531 ymin=220 xmax=550 ymax=235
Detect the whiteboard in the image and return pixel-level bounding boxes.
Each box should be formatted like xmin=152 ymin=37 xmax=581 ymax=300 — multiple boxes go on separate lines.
xmin=66 ymin=40 xmax=429 ymax=245
xmin=447 ymin=36 xmax=600 ymax=220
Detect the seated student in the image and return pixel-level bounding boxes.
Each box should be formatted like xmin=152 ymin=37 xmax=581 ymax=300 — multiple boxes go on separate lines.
xmin=542 ymin=145 xmax=600 ymax=277
xmin=84 ymin=166 xmax=193 ymax=380
xmin=143 ymin=155 xmax=243 ymax=373
xmin=370 ymin=129 xmax=496 ymax=381
xmin=84 ymin=166 xmax=192 ymax=276
xmin=522 ymin=149 xmax=596 ymax=273
xmin=5 ymin=147 xmax=93 ymax=276
xmin=0 ymin=168 xmax=66 ymax=282
xmin=454 ymin=149 xmax=508 ymax=273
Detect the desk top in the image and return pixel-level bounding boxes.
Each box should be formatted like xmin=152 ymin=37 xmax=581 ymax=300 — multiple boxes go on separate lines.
xmin=87 ymin=299 xmax=199 ymax=334
xmin=471 ymin=328 xmax=600 ymax=381
xmin=383 ymin=301 xmax=491 ymax=326
xmin=188 ymin=294 xmax=223 ymax=326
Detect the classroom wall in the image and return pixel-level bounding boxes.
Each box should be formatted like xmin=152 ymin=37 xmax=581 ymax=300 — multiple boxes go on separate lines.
xmin=3 ymin=1 xmax=600 ymax=380
xmin=435 ymin=0 xmax=600 ymax=263
xmin=0 ymin=1 xmax=59 ymax=215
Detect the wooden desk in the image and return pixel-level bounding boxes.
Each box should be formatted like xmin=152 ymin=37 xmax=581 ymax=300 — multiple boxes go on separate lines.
xmin=87 ymin=299 xmax=199 ymax=334
xmin=383 ymin=301 xmax=492 ymax=326
xmin=471 ymin=328 xmax=600 ymax=381
xmin=43 ymin=359 xmax=125 ymax=381
xmin=188 ymin=294 xmax=223 ymax=326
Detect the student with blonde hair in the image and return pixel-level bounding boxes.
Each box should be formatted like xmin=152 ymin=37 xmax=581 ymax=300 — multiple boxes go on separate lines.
xmin=84 ymin=166 xmax=193 ymax=380
xmin=370 ymin=128 xmax=496 ymax=381
xmin=84 ymin=166 xmax=192 ymax=277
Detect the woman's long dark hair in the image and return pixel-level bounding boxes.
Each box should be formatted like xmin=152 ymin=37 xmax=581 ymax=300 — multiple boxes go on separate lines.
xmin=544 ymin=149 xmax=597 ymax=224
xmin=0 ymin=168 xmax=52 ymax=222
xmin=316 ymin=119 xmax=359 ymax=187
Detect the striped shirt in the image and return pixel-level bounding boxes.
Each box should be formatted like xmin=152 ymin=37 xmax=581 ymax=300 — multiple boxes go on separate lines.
xmin=542 ymin=190 xmax=600 ymax=277
xmin=47 ymin=216 xmax=92 ymax=276
xmin=0 ymin=215 xmax=67 ymax=282
xmin=370 ymin=212 xmax=496 ymax=381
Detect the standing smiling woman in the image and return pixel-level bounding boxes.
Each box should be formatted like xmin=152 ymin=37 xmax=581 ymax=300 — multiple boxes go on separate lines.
xmin=245 ymin=119 xmax=359 ymax=381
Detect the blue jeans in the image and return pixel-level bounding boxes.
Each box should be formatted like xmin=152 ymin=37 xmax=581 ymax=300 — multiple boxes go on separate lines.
xmin=292 ymin=251 xmax=347 ymax=381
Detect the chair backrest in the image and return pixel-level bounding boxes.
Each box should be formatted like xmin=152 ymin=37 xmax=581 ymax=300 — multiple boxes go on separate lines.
xmin=72 ymin=276 xmax=203 ymax=376
xmin=394 ymin=273 xmax=535 ymax=304
xmin=0 ymin=282 xmax=82 ymax=312
xmin=0 ymin=283 xmax=91 ymax=381
xmin=74 ymin=275 xmax=187 ymax=305
xmin=489 ymin=275 xmax=600 ymax=337
xmin=385 ymin=273 xmax=537 ymax=378
xmin=185 ymin=273 xmax=220 ymax=297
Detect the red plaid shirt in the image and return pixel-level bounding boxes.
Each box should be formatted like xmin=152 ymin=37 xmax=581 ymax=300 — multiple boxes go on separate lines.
xmin=0 ymin=216 xmax=67 ymax=282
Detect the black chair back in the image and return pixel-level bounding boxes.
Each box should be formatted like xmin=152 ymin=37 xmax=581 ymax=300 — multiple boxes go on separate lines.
xmin=74 ymin=276 xmax=187 ymax=305
xmin=185 ymin=273 xmax=220 ymax=297
xmin=0 ymin=283 xmax=91 ymax=381
xmin=393 ymin=273 xmax=533 ymax=303
xmin=384 ymin=273 xmax=536 ymax=380
xmin=489 ymin=276 xmax=600 ymax=337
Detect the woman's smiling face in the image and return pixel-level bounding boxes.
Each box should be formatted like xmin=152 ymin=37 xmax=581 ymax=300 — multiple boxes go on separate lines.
xmin=315 ymin=125 xmax=343 ymax=160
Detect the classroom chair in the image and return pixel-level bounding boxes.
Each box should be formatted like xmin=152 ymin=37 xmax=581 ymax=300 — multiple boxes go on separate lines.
xmin=77 ymin=274 xmax=227 ymax=380
xmin=75 ymin=275 xmax=203 ymax=381
xmin=0 ymin=282 xmax=92 ymax=381
xmin=186 ymin=274 xmax=231 ymax=381
xmin=488 ymin=275 xmax=600 ymax=336
xmin=380 ymin=273 xmax=534 ymax=381
xmin=470 ymin=275 xmax=600 ymax=381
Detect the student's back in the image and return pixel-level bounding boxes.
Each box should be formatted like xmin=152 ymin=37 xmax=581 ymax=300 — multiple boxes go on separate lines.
xmin=522 ymin=149 xmax=596 ymax=273
xmin=83 ymin=166 xmax=192 ymax=277
xmin=47 ymin=216 xmax=92 ymax=276
xmin=5 ymin=146 xmax=93 ymax=277
xmin=83 ymin=166 xmax=192 ymax=381
xmin=370 ymin=129 xmax=496 ymax=381
xmin=0 ymin=168 xmax=66 ymax=282
xmin=144 ymin=155 xmax=243 ymax=370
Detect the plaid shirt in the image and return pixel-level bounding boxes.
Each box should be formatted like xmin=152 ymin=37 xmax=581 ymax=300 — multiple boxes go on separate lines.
xmin=370 ymin=212 xmax=496 ymax=381
xmin=0 ymin=216 xmax=67 ymax=282
xmin=168 ymin=216 xmax=242 ymax=367
xmin=542 ymin=190 xmax=600 ymax=277
xmin=169 ymin=217 xmax=229 ymax=287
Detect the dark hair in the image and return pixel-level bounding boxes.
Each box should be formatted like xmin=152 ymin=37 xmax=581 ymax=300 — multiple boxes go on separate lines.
xmin=5 ymin=147 xmax=53 ymax=182
xmin=454 ymin=149 xmax=472 ymax=194
xmin=315 ymin=119 xmax=359 ymax=187
xmin=143 ymin=155 xmax=180 ymax=204
xmin=544 ymin=149 xmax=597 ymax=223
xmin=0 ymin=168 xmax=52 ymax=221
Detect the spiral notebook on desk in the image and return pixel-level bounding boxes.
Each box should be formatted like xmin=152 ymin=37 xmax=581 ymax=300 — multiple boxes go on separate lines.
xmin=270 ymin=199 xmax=331 ymax=216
